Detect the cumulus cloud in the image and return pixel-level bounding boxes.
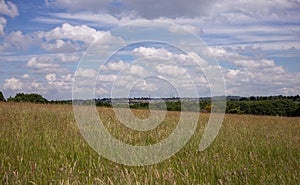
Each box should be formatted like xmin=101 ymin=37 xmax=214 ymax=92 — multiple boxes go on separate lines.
xmin=45 ymin=73 xmax=56 ymax=83
xmin=2 ymin=23 xmax=121 ymax=54
xmin=3 ymin=77 xmax=22 ymax=90
xmin=56 ymin=53 xmax=80 ymax=63
xmin=42 ymin=39 xmax=81 ymax=52
xmin=75 ymin=68 xmax=97 ymax=79
xmin=0 ymin=0 xmax=18 ymax=17
xmin=209 ymin=47 xmax=249 ymax=61
xmin=212 ymin=47 xmax=300 ymax=96
xmin=100 ymin=60 xmax=128 ymax=72
xmin=223 ymin=66 xmax=300 ymax=96
xmin=37 ymin=23 xmax=106 ymax=44
xmin=27 ymin=56 xmax=68 ymax=74
xmin=98 ymin=74 xmax=117 ymax=83
xmin=1 ymin=1 xmax=299 ymax=99
xmin=132 ymin=47 xmax=190 ymax=63
xmin=4 ymin=31 xmax=40 ymax=50
xmin=45 ymin=73 xmax=73 ymax=97
xmin=22 ymin=74 xmax=30 ymax=79
xmin=3 ymin=75 xmax=39 ymax=93
xmin=3 ymin=73 xmax=74 ymax=100
xmin=127 ymin=46 xmax=300 ymax=96
xmin=156 ymin=64 xmax=186 ymax=77
xmin=2 ymin=23 xmax=97 ymax=53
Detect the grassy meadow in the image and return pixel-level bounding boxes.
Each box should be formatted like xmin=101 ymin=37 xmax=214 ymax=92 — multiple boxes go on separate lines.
xmin=0 ymin=102 xmax=299 ymax=184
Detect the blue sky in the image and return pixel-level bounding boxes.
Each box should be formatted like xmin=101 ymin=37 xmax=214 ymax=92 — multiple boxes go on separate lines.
xmin=0 ymin=0 xmax=300 ymax=100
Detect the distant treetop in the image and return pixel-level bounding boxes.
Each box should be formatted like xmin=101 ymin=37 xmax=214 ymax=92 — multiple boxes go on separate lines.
xmin=7 ymin=93 xmax=48 ymax=103
xmin=0 ymin=91 xmax=5 ymax=102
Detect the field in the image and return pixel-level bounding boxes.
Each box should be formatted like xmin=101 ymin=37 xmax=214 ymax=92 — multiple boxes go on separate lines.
xmin=0 ymin=102 xmax=299 ymax=184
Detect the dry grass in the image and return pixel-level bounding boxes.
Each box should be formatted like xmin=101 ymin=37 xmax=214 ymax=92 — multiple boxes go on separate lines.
xmin=0 ymin=102 xmax=299 ymax=184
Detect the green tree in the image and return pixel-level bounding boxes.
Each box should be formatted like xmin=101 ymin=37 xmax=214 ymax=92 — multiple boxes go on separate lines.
xmin=292 ymin=104 xmax=300 ymax=117
xmin=0 ymin=91 xmax=5 ymax=102
xmin=8 ymin=93 xmax=48 ymax=103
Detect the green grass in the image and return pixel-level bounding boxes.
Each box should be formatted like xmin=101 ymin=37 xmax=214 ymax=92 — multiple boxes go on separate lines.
xmin=0 ymin=102 xmax=299 ymax=184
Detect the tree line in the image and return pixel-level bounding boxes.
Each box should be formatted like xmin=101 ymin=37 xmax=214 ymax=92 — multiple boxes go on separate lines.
xmin=1 ymin=92 xmax=48 ymax=103
xmin=226 ymin=97 xmax=300 ymax=117
xmin=0 ymin=91 xmax=299 ymax=117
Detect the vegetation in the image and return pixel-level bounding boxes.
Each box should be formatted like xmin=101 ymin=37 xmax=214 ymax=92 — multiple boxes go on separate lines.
xmin=95 ymin=100 xmax=112 ymax=107
xmin=0 ymin=102 xmax=299 ymax=184
xmin=226 ymin=96 xmax=300 ymax=117
xmin=2 ymin=92 xmax=300 ymax=116
xmin=0 ymin=91 xmax=5 ymax=102
xmin=128 ymin=96 xmax=300 ymax=117
xmin=7 ymin=93 xmax=48 ymax=104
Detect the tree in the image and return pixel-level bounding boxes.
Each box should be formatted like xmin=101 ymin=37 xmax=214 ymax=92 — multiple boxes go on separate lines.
xmin=8 ymin=93 xmax=48 ymax=103
xmin=292 ymin=104 xmax=300 ymax=117
xmin=0 ymin=91 xmax=5 ymax=102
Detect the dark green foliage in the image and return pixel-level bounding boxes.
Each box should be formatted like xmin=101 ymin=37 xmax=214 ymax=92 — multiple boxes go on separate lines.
xmin=166 ymin=101 xmax=181 ymax=111
xmin=199 ymin=100 xmax=211 ymax=110
xmin=96 ymin=101 xmax=112 ymax=107
xmin=226 ymin=97 xmax=300 ymax=117
xmin=49 ymin=100 xmax=72 ymax=104
xmin=98 ymin=95 xmax=300 ymax=117
xmin=292 ymin=104 xmax=300 ymax=116
xmin=0 ymin=91 xmax=5 ymax=102
xmin=130 ymin=102 xmax=150 ymax=110
xmin=7 ymin=93 xmax=48 ymax=103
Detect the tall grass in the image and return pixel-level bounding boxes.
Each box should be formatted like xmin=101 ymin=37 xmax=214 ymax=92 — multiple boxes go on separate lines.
xmin=0 ymin=102 xmax=299 ymax=184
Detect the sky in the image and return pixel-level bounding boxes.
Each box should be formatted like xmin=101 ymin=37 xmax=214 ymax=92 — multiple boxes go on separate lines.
xmin=0 ymin=0 xmax=300 ymax=100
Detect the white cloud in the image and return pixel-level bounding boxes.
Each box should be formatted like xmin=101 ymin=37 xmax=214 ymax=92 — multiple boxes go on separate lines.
xmin=45 ymin=73 xmax=73 ymax=98
xmin=75 ymin=68 xmax=97 ymax=78
xmin=27 ymin=57 xmax=54 ymax=68
xmin=42 ymin=12 xmax=141 ymax=26
xmin=0 ymin=16 xmax=6 ymax=35
xmin=47 ymin=0 xmax=111 ymax=11
xmin=156 ymin=64 xmax=186 ymax=77
xmin=168 ymin=24 xmax=202 ymax=34
xmin=133 ymin=79 xmax=159 ymax=92
xmin=1 ymin=1 xmax=300 ymax=99
xmin=3 ymin=73 xmax=74 ymax=100
xmin=4 ymin=31 xmax=40 ymax=50
xmin=56 ymin=53 xmax=80 ymax=63
xmin=37 ymin=23 xmax=106 ymax=44
xmin=209 ymin=47 xmax=248 ymax=61
xmin=213 ymin=46 xmax=300 ymax=96
xmin=27 ymin=56 xmax=68 ymax=74
xmin=101 ymin=60 xmax=128 ymax=72
xmin=223 ymin=66 xmax=300 ymax=96
xmin=42 ymin=39 xmax=81 ymax=52
xmin=0 ymin=0 xmax=18 ymax=17
xmin=132 ymin=47 xmax=170 ymax=58
xmin=45 ymin=73 xmax=56 ymax=83
xmin=22 ymin=74 xmax=30 ymax=79
xmin=128 ymin=65 xmax=146 ymax=77
xmin=2 ymin=23 xmax=122 ymax=56
xmin=132 ymin=47 xmax=188 ymax=62
xmin=45 ymin=0 xmax=300 ymax=22
xmin=130 ymin=45 xmax=300 ymax=96
xmin=3 ymin=77 xmax=22 ymax=90
xmin=97 ymin=74 xmax=117 ymax=83
xmin=231 ymin=59 xmax=275 ymax=69
xmin=211 ymin=0 xmax=298 ymax=21
xmin=132 ymin=46 xmax=205 ymax=68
